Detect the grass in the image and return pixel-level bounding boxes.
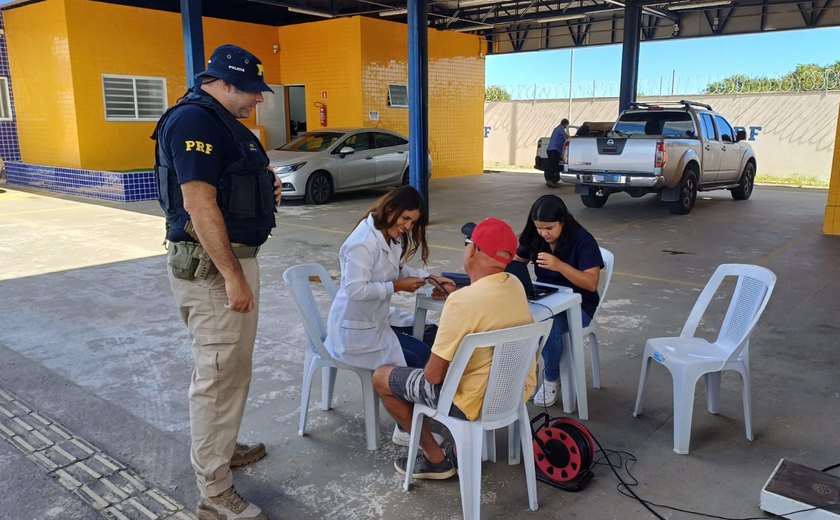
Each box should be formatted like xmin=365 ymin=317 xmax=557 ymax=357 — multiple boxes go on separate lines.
xmin=755 ymin=174 xmax=829 ymax=189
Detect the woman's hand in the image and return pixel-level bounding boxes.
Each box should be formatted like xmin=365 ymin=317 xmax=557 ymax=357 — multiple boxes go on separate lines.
xmin=427 ymin=275 xmax=457 ymax=300
xmin=536 ymin=252 xmax=562 ymax=272
xmin=393 ymin=277 xmax=426 ymax=293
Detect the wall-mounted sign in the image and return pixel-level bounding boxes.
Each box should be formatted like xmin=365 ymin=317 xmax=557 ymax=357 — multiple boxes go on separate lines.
xmin=369 ymin=111 xmax=380 ymax=122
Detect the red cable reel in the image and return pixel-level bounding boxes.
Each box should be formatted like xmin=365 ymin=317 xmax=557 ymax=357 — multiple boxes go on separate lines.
xmin=531 ymin=413 xmax=595 ymax=490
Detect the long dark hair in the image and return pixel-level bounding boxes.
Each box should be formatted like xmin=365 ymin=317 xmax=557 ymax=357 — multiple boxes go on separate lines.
xmin=359 ymin=186 xmax=429 ymax=264
xmin=518 ymin=195 xmax=581 ymax=261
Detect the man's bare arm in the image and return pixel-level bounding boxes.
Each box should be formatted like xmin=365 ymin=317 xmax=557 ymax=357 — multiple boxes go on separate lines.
xmin=424 ymin=353 xmax=450 ymax=385
xmin=181 ymin=180 xmax=254 ymax=313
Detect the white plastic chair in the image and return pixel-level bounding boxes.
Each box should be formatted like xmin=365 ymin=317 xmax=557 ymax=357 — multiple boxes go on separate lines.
xmin=556 ymin=247 xmax=615 ymax=409
xmin=632 ymin=264 xmax=776 ymax=454
xmin=283 ymin=263 xmax=381 ymax=451
xmin=402 ymin=321 xmax=553 ymax=520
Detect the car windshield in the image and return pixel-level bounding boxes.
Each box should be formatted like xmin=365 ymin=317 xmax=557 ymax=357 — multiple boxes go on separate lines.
xmin=613 ymin=111 xmax=695 ymax=138
xmin=278 ymin=132 xmax=344 ymax=152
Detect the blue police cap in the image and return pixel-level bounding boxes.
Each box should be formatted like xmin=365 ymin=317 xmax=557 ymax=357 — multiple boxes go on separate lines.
xmin=195 ymin=44 xmax=273 ymax=94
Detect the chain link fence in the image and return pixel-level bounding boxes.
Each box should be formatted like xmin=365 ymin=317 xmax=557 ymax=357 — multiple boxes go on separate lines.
xmin=489 ymin=70 xmax=840 ymax=100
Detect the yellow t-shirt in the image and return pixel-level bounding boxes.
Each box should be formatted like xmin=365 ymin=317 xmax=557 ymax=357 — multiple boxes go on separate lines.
xmin=431 ymin=272 xmax=536 ymax=421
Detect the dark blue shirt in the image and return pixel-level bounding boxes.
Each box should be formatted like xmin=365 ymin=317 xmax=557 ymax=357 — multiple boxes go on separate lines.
xmin=162 ymin=103 xmax=236 ymax=191
xmin=548 ymin=124 xmax=567 ymax=152
xmin=516 ymin=226 xmax=603 ymax=317
xmin=158 ymin=92 xmax=274 ymax=246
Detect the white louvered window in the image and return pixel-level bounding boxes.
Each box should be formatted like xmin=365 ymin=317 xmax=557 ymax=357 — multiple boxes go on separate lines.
xmin=387 ymin=84 xmax=408 ymax=108
xmin=102 ymin=75 xmax=167 ymax=121
xmin=0 ymin=77 xmax=11 ymax=121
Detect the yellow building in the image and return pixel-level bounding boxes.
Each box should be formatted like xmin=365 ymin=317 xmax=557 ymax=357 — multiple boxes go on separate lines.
xmin=0 ymin=0 xmax=484 ymax=201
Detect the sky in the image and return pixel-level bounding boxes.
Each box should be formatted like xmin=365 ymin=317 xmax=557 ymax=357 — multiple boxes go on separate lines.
xmin=486 ymin=27 xmax=840 ymax=96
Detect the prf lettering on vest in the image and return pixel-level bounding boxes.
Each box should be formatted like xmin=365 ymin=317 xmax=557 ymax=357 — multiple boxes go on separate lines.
xmin=184 ymin=140 xmax=214 ymax=154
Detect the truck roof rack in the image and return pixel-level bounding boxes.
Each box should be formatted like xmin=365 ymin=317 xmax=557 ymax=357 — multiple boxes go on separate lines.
xmin=626 ymin=99 xmax=714 ymax=111
xmin=628 ymin=102 xmax=661 ymax=109
xmin=678 ymin=99 xmax=713 ymax=110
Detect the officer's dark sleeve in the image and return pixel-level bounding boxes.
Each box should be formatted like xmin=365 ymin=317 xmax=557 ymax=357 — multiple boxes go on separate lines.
xmin=166 ymin=106 xmax=228 ymax=186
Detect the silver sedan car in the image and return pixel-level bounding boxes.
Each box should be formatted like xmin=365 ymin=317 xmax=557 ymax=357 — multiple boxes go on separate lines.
xmin=268 ymin=128 xmax=431 ymax=204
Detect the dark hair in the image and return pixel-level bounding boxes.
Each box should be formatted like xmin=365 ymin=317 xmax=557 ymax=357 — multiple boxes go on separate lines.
xmin=561 ymin=118 xmax=569 ymax=126
xmin=360 ymin=186 xmax=429 ymax=264
xmin=518 ymin=195 xmax=580 ymax=261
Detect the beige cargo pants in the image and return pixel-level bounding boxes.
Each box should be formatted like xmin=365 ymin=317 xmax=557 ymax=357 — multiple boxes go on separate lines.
xmin=168 ymin=257 xmax=260 ymax=498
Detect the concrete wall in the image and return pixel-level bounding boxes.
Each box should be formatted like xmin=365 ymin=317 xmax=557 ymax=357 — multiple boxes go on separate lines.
xmin=484 ymin=92 xmax=840 ymax=180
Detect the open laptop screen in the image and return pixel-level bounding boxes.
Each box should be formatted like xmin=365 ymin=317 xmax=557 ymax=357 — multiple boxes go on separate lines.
xmin=505 ymin=261 xmax=559 ymax=300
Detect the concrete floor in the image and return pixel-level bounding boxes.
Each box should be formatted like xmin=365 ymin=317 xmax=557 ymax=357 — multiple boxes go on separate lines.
xmin=1 ymin=172 xmax=838 ymax=520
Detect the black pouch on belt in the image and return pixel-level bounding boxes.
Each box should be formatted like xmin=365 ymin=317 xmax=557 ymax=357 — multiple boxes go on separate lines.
xmin=168 ymin=242 xmax=199 ymax=280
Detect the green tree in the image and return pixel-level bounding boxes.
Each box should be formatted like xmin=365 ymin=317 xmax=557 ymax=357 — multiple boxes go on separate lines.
xmin=704 ymin=61 xmax=840 ymax=93
xmin=485 ymin=85 xmax=512 ymax=101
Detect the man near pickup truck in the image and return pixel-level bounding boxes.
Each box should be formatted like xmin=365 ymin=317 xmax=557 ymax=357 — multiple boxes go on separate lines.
xmin=545 ymin=118 xmax=570 ymax=187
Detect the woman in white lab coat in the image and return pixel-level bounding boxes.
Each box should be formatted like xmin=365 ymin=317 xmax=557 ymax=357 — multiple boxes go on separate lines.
xmin=325 ymin=186 xmax=451 ymax=371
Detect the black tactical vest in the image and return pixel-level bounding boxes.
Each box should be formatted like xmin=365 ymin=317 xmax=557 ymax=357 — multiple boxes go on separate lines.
xmin=152 ymin=91 xmax=276 ymax=246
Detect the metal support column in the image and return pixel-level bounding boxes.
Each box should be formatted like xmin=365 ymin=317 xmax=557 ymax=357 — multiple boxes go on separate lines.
xmin=181 ymin=0 xmax=205 ymax=89
xmin=407 ymin=0 xmax=429 ymax=210
xmin=618 ymin=0 xmax=641 ymax=114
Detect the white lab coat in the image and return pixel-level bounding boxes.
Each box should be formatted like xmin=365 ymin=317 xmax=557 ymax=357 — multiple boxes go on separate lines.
xmin=325 ymin=214 xmax=429 ymax=370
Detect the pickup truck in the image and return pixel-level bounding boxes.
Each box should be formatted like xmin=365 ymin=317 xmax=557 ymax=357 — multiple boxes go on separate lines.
xmin=559 ymin=100 xmax=757 ymax=215
xmin=534 ymin=122 xmax=613 ymax=172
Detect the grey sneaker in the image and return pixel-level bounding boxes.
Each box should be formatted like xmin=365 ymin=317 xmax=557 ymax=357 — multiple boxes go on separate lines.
xmin=444 ymin=442 xmax=458 ymax=470
xmin=197 ymin=486 xmax=268 ymax=520
xmin=394 ymin=452 xmax=457 ymax=480
xmin=231 ymin=441 xmax=266 ymax=468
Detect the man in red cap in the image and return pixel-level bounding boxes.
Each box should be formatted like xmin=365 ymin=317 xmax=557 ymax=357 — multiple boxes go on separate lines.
xmin=373 ymin=217 xmax=536 ymax=479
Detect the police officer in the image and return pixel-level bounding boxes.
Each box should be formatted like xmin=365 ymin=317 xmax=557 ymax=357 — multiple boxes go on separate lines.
xmin=153 ymin=44 xmax=281 ymax=520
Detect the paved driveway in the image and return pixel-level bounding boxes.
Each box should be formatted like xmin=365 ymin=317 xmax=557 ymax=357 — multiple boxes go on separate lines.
xmin=1 ymin=175 xmax=838 ymax=519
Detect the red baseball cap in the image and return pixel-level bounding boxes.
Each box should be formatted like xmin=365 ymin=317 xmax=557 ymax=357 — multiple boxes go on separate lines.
xmin=461 ymin=218 xmax=517 ymax=265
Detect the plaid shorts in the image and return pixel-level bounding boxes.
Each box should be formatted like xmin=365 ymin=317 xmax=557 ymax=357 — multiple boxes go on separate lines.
xmin=388 ymin=367 xmax=467 ymax=420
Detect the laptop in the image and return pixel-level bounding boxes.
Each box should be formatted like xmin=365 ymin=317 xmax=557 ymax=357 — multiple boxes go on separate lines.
xmin=505 ymin=261 xmax=560 ymax=300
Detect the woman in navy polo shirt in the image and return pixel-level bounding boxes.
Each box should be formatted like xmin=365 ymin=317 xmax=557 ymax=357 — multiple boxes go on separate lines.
xmin=514 ymin=195 xmax=604 ymax=407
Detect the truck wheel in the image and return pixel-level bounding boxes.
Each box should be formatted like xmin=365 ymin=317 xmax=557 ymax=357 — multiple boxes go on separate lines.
xmin=581 ymin=192 xmax=609 ymax=208
xmin=669 ymin=168 xmax=698 ymax=215
xmin=731 ymin=162 xmax=755 ymax=201
xmin=304 ymin=171 xmax=333 ymax=204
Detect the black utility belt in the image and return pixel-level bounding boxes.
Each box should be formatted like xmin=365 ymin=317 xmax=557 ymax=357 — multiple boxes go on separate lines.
xmin=167 ymin=242 xmax=259 ymax=281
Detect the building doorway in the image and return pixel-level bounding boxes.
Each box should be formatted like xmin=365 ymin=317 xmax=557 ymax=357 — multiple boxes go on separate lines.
xmin=288 ymin=85 xmax=307 ymax=138
xmin=256 ymin=84 xmax=287 ymax=150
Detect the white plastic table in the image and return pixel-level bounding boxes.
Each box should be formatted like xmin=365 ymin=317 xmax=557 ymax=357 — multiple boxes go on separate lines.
xmin=412 ymin=286 xmax=589 ymax=420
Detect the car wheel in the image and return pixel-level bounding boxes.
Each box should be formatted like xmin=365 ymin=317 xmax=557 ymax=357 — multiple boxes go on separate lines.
xmin=731 ymin=161 xmax=755 ymax=201
xmin=304 ymin=171 xmax=333 ymax=204
xmin=401 ymin=169 xmax=410 ymax=186
xmin=581 ymin=192 xmax=609 ymax=208
xmin=669 ymin=168 xmax=698 ymax=215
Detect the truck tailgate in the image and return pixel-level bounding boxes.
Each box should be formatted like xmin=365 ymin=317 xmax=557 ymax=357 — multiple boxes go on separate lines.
xmin=568 ymin=137 xmax=657 ymax=174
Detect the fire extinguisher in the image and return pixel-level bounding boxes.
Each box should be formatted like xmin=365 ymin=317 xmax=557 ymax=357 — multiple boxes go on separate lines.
xmin=315 ymin=102 xmax=327 ymax=127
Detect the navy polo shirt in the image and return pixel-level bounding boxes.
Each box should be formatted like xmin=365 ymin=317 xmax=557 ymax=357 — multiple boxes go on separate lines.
xmin=159 ymin=98 xmax=239 ymax=243
xmin=516 ymin=226 xmax=603 ymax=317
xmin=162 ymin=103 xmax=236 ymax=189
